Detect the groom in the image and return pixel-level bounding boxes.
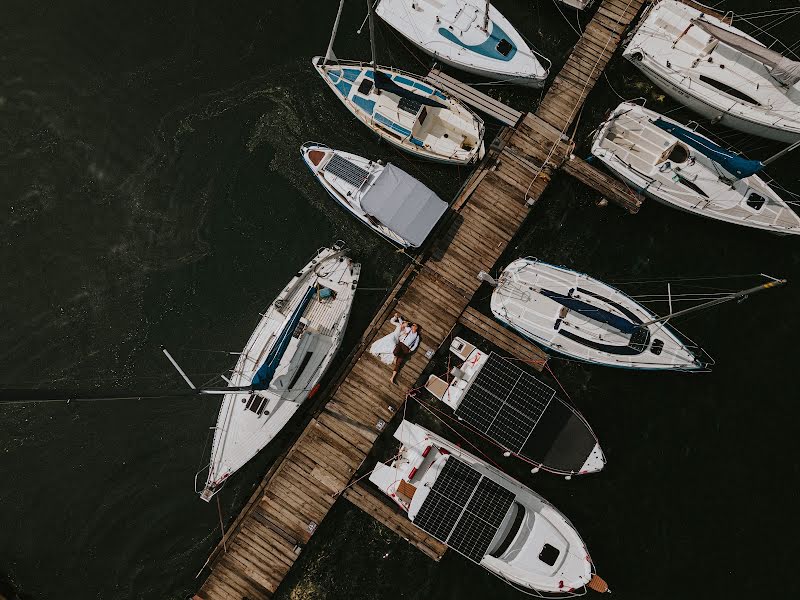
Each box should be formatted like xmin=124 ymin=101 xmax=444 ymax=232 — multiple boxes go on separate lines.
xmin=391 ymin=322 xmax=420 ymax=384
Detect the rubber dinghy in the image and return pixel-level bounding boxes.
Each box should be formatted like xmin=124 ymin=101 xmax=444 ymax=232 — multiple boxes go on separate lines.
xmin=591 ymin=102 xmax=800 ymax=235
xmin=370 ymin=420 xmax=609 ymax=595
xmin=425 ymin=337 xmax=605 ymax=476
xmin=375 ymin=0 xmax=549 ymax=87
xmin=489 ymin=258 xmax=705 ymax=371
xmin=623 ymin=0 xmax=800 ymax=142
xmin=301 ymin=142 xmax=448 ymax=248
xmin=200 ymin=243 xmax=360 ymax=501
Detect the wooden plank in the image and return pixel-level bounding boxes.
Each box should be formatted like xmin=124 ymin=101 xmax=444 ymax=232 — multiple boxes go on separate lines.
xmin=426 ymin=68 xmax=522 ymax=126
xmin=560 ymin=154 xmax=644 ymax=213
xmin=458 ymin=307 xmax=548 ymax=370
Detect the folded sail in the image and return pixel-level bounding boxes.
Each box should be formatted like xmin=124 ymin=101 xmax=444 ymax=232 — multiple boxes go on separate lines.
xmin=692 ymin=18 xmax=800 ymax=87
xmin=251 ymin=286 xmax=316 ymax=389
xmin=374 ymin=71 xmax=447 ymax=108
xmin=539 ymin=288 xmax=638 ymax=334
xmin=652 ymin=118 xmax=764 ymax=178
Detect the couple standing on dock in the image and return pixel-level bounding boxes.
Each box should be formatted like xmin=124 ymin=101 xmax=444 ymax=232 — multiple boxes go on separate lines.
xmin=370 ymin=313 xmax=420 ymax=384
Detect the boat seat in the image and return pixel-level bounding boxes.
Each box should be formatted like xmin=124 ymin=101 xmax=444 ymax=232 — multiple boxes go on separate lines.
xmin=449 ymin=337 xmax=476 ymax=361
xmin=425 ymin=374 xmax=450 ymax=400
xmin=308 ymin=149 xmax=327 ymax=167
xmin=397 ymin=479 xmax=417 ymax=500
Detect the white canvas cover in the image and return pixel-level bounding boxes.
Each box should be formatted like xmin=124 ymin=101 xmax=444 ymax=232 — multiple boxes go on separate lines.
xmin=692 ymin=18 xmax=800 ymax=86
xmin=360 ymin=163 xmax=448 ymax=247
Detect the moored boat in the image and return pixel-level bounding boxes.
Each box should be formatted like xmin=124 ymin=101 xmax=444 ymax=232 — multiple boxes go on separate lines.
xmin=300 ymin=142 xmax=448 ymax=247
xmin=375 ymin=0 xmax=549 ymax=88
xmin=623 ymin=0 xmax=800 ymax=142
xmin=425 ymin=337 xmax=605 ymax=475
xmin=370 ymin=419 xmax=607 ymax=595
xmin=591 ymin=102 xmax=800 ymax=235
xmin=488 ymin=258 xmax=705 ymax=371
xmin=200 ymin=243 xmax=360 ymax=501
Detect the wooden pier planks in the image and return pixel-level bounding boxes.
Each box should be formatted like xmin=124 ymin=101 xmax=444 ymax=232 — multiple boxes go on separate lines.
xmin=537 ymin=0 xmax=647 ymax=133
xmin=561 ymin=154 xmax=644 ymax=213
xmin=458 ymin=307 xmax=548 ymax=371
xmin=426 ymin=68 xmax=523 ymax=126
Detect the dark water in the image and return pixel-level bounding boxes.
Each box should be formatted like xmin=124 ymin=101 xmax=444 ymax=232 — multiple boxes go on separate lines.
xmin=1 ymin=1 xmax=798 ymax=598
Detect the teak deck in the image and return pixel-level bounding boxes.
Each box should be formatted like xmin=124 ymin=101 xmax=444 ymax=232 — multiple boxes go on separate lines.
xmin=194 ymin=2 xmax=646 ymax=598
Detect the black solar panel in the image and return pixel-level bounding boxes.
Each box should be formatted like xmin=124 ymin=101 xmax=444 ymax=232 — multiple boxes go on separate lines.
xmin=455 ymin=354 xmax=555 ymax=455
xmin=413 ymin=456 xmax=515 ymax=562
xmin=398 ymin=96 xmax=422 ymax=115
xmin=324 ymin=153 xmax=370 ymax=188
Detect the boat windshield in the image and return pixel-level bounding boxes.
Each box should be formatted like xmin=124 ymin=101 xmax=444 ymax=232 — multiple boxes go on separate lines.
xmin=489 ymin=502 xmax=526 ymax=558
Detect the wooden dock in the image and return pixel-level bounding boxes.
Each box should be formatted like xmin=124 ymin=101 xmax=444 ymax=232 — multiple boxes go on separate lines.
xmin=426 ymin=67 xmax=523 ymax=127
xmin=193 ymin=2 xmax=648 ymax=598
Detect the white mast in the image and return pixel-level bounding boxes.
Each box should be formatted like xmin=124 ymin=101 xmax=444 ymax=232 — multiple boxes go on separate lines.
xmin=367 ymin=0 xmax=378 ymax=71
xmin=325 ymin=0 xmax=346 ymax=63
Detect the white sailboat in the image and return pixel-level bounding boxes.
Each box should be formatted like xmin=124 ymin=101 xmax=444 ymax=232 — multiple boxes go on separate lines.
xmin=425 ymin=337 xmax=605 ymax=476
xmin=374 ymin=0 xmax=550 ymax=87
xmin=199 ymin=243 xmax=360 ymax=501
xmin=370 ymin=420 xmax=609 ymax=595
xmin=300 ymin=142 xmax=448 ymax=247
xmin=486 ymin=259 xmax=704 ymax=371
xmin=313 ymin=0 xmax=485 ymax=165
xmin=591 ymin=102 xmax=800 ymax=235
xmin=623 ymin=0 xmax=800 ymax=142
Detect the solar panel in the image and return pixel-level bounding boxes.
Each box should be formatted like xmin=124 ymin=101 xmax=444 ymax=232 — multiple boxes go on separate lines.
xmin=324 ymin=153 xmax=370 ymax=188
xmin=455 ymin=354 xmax=555 ymax=455
xmin=413 ymin=456 xmax=515 ymax=562
xmin=398 ymin=96 xmax=422 ymax=115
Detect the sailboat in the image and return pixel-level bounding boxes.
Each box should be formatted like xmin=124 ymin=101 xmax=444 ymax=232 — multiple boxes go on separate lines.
xmin=623 ymin=0 xmax=800 ymax=142
xmin=374 ymin=0 xmax=550 ymax=87
xmin=591 ymin=102 xmax=800 ymax=235
xmin=370 ymin=420 xmax=609 ymax=595
xmin=300 ymin=142 xmax=448 ymax=247
xmin=198 ymin=243 xmax=360 ymax=501
xmin=486 ymin=258 xmax=785 ymax=371
xmin=313 ymin=0 xmax=485 ymax=165
xmin=424 ymin=337 xmax=605 ymax=476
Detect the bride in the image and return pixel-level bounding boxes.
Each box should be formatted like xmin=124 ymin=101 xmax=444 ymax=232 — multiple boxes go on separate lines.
xmin=369 ymin=314 xmax=407 ymax=365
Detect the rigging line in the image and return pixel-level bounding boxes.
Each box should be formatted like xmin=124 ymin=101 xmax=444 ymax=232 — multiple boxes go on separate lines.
xmin=608 ymin=273 xmax=765 ymax=284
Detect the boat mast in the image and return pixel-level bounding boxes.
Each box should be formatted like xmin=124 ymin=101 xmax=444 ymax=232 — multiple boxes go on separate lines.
xmin=325 ymin=0 xmax=346 ymax=63
xmin=641 ymin=278 xmax=786 ymax=326
xmin=483 ymin=1 xmax=490 ymax=32
xmin=761 ymin=138 xmax=800 ymax=168
xmin=367 ymin=0 xmax=378 ymax=72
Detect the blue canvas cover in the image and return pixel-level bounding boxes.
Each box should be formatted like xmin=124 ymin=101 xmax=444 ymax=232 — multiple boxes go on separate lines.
xmin=653 ymin=118 xmax=763 ymax=178
xmin=540 ymin=289 xmax=638 ymax=335
xmin=251 ymin=286 xmax=316 ymax=389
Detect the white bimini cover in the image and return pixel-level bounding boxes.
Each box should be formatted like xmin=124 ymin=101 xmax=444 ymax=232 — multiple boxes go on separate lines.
xmin=360 ymin=163 xmax=448 ymax=247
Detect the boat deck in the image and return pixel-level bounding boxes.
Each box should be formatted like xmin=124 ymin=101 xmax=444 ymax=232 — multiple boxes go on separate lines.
xmin=194 ymin=2 xmax=647 ymax=598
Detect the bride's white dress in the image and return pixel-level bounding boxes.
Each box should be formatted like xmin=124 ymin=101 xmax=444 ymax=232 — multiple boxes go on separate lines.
xmin=369 ymin=316 xmax=404 ymax=365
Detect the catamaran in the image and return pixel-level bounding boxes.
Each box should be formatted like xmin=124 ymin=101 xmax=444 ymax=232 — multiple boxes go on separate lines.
xmin=374 ymin=0 xmax=550 ymax=87
xmin=485 ymin=259 xmax=786 ymax=371
xmin=301 ymin=142 xmax=448 ymax=247
xmin=313 ymin=0 xmax=485 ymax=165
xmin=370 ymin=420 xmax=609 ymax=595
xmin=591 ymin=102 xmax=800 ymax=235
xmin=425 ymin=337 xmax=605 ymax=476
xmin=198 ymin=243 xmax=360 ymax=501
xmin=623 ymin=0 xmax=800 ymax=142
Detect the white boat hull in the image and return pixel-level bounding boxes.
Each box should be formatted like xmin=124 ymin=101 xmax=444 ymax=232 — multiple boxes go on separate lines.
xmin=201 ymin=244 xmax=360 ymax=500
xmin=312 ymin=57 xmax=485 ymax=165
xmin=375 ymin=0 xmax=548 ymax=88
xmin=490 ymin=258 xmax=704 ymax=371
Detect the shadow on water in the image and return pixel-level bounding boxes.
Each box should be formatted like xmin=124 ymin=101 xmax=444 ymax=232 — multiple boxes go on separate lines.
xmin=1 ymin=1 xmax=799 ymax=599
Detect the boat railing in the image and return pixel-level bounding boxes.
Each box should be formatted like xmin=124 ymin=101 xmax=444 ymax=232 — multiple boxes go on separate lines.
xmin=194 ymin=462 xmax=211 ymax=494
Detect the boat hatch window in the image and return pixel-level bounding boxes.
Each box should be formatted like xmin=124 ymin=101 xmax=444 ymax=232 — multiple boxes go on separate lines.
xmin=288 ymin=351 xmax=315 ymax=390
xmin=553 ymin=318 xmax=562 ymax=330
xmin=399 ymin=96 xmax=422 ymax=115
xmin=675 ymin=173 xmax=709 ymax=198
xmin=628 ymin=326 xmax=651 ymax=353
xmin=358 ymin=79 xmax=373 ymax=95
xmin=746 ymin=192 xmax=766 ymax=210
xmin=293 ymin=321 xmax=307 ymax=339
xmin=650 ymin=338 xmax=664 ymax=355
xmin=668 ymin=143 xmax=689 ymax=164
xmin=418 ymin=106 xmax=428 ymax=125
xmin=247 ymin=394 xmax=269 ymax=416
xmin=489 ymin=502 xmax=525 ymax=558
xmin=496 ymin=38 xmax=513 ymax=57
xmin=538 ymin=543 xmax=560 ymax=567
xmin=698 ymin=75 xmax=761 ymax=106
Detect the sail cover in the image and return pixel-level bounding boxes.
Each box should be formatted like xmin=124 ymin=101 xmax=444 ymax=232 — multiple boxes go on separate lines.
xmin=374 ymin=71 xmax=447 ymax=108
xmin=361 ymin=163 xmax=448 ymax=247
xmin=652 ymin=118 xmax=764 ymax=178
xmin=692 ymin=18 xmax=800 ymax=87
xmin=540 ymin=289 xmax=638 ymax=335
xmin=251 ymin=286 xmax=316 ymax=389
